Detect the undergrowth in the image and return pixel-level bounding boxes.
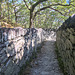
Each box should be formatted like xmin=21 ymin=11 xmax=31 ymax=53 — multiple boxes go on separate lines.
xmin=0 ymin=18 xmax=23 ymax=28
xmin=55 ymin=42 xmax=68 ymax=75
xmin=18 ymin=41 xmax=45 ymax=75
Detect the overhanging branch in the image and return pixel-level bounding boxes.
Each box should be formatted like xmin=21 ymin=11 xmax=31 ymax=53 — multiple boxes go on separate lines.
xmin=33 ymin=3 xmax=73 ymax=19
xmin=31 ymin=0 xmax=48 ymax=12
xmin=23 ymin=0 xmax=30 ymax=10
xmin=16 ymin=5 xmax=25 ymax=13
xmin=70 ymin=4 xmax=75 ymax=7
xmin=33 ymin=7 xmax=64 ymax=20
xmin=50 ymin=7 xmax=65 ymax=15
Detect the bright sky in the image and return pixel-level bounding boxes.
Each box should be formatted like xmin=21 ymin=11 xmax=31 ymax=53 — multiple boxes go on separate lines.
xmin=9 ymin=0 xmax=22 ymax=3
xmin=66 ymin=0 xmax=70 ymax=4
xmin=9 ymin=0 xmax=70 ymax=4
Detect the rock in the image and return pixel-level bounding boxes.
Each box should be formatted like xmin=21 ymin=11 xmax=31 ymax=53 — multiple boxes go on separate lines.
xmin=56 ymin=14 xmax=75 ymax=75
xmin=69 ymin=34 xmax=75 ymax=44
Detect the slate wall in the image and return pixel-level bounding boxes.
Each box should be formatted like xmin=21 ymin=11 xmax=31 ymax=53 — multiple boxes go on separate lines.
xmin=0 ymin=27 xmax=46 ymax=75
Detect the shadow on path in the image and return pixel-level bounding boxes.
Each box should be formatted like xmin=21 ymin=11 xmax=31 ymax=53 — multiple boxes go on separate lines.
xmin=23 ymin=39 xmax=63 ymax=75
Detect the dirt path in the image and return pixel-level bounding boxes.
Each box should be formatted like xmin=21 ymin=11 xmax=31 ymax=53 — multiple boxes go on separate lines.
xmin=25 ymin=38 xmax=63 ymax=75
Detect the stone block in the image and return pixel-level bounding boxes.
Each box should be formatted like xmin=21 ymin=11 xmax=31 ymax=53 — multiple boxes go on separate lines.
xmin=69 ymin=34 xmax=75 ymax=44
xmin=67 ymin=28 xmax=73 ymax=34
xmin=65 ymin=39 xmax=73 ymax=50
xmin=73 ymin=51 xmax=75 ymax=58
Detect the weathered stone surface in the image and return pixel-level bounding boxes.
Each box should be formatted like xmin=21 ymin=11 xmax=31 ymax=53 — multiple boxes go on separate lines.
xmin=67 ymin=28 xmax=73 ymax=34
xmin=0 ymin=27 xmax=55 ymax=75
xmin=56 ymin=14 xmax=75 ymax=75
xmin=69 ymin=34 xmax=75 ymax=44
xmin=65 ymin=39 xmax=73 ymax=50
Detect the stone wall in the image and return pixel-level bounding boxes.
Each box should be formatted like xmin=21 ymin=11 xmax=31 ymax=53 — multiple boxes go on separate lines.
xmin=56 ymin=14 xmax=75 ymax=75
xmin=0 ymin=27 xmax=46 ymax=75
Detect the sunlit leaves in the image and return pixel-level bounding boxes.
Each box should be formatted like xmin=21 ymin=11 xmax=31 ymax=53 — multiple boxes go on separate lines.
xmin=1 ymin=0 xmax=75 ymax=28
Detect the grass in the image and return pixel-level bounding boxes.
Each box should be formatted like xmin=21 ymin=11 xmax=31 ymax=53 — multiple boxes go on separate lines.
xmin=55 ymin=42 xmax=68 ymax=75
xmin=18 ymin=51 xmax=37 ymax=75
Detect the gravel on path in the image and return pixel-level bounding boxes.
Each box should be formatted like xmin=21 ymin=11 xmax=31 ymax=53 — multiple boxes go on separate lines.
xmin=25 ymin=38 xmax=63 ymax=75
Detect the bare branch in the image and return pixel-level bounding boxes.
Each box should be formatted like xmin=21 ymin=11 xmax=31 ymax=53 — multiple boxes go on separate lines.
xmin=50 ymin=3 xmax=70 ymax=6
xmin=50 ymin=7 xmax=65 ymax=15
xmin=31 ymin=0 xmax=48 ymax=12
xmin=23 ymin=0 xmax=30 ymax=10
xmin=70 ymin=0 xmax=74 ymax=4
xmin=33 ymin=3 xmax=73 ymax=19
xmin=70 ymin=4 xmax=75 ymax=7
xmin=33 ymin=8 xmax=64 ymax=20
xmin=16 ymin=5 xmax=25 ymax=13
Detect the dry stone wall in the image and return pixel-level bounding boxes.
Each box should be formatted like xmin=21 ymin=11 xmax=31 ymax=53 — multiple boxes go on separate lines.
xmin=56 ymin=14 xmax=75 ymax=75
xmin=0 ymin=27 xmax=46 ymax=75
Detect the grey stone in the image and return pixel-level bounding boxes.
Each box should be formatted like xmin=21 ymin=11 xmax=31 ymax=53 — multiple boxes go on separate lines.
xmin=69 ymin=34 xmax=75 ymax=44
xmin=56 ymin=14 xmax=75 ymax=75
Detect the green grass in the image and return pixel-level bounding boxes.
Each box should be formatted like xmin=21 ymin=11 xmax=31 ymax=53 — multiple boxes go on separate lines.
xmin=55 ymin=42 xmax=68 ymax=75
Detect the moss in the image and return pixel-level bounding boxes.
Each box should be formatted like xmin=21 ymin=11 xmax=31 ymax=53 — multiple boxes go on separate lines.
xmin=55 ymin=42 xmax=68 ymax=75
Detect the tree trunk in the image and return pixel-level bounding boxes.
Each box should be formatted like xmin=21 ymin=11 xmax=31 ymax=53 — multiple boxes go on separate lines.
xmin=7 ymin=0 xmax=10 ymax=21
xmin=15 ymin=12 xmax=17 ymax=23
xmin=29 ymin=11 xmax=33 ymax=28
xmin=0 ymin=0 xmax=2 ymax=18
xmin=11 ymin=11 xmax=12 ymax=22
xmin=0 ymin=4 xmax=1 ymax=18
xmin=14 ymin=8 xmax=17 ymax=23
xmin=7 ymin=4 xmax=10 ymax=21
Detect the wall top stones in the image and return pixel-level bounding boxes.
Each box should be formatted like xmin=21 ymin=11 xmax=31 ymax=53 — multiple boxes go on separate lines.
xmin=0 ymin=27 xmax=38 ymax=43
xmin=58 ymin=14 xmax=75 ymax=30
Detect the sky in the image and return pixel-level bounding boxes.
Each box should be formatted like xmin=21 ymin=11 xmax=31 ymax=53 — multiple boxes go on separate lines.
xmin=9 ymin=0 xmax=22 ymax=3
xmin=9 ymin=0 xmax=70 ymax=4
xmin=66 ymin=0 xmax=70 ymax=4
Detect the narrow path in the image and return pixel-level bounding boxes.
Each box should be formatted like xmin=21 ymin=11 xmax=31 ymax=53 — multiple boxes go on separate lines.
xmin=25 ymin=38 xmax=63 ymax=75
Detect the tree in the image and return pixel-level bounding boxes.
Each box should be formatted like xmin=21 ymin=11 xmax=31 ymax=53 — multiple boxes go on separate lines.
xmin=1 ymin=0 xmax=75 ymax=28
xmin=7 ymin=0 xmax=10 ymax=21
xmin=23 ymin=0 xmax=75 ymax=28
xmin=0 ymin=0 xmax=3 ymax=18
xmin=23 ymin=0 xmax=48 ymax=28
